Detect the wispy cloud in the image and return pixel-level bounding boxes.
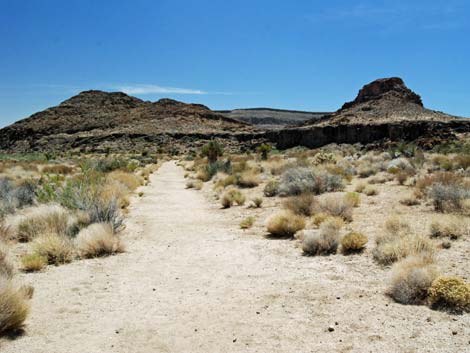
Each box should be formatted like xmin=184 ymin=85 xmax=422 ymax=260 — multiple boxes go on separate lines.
xmin=114 ymin=84 xmax=207 ymax=95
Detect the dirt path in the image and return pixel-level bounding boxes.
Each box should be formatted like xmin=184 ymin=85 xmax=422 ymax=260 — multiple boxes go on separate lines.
xmin=2 ymin=161 xmax=468 ymax=353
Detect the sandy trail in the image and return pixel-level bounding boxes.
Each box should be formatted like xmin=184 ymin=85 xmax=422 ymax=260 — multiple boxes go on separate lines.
xmin=2 ymin=161 xmax=468 ymax=353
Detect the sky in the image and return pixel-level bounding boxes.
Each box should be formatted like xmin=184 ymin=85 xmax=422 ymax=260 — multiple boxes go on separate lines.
xmin=1 ymin=0 xmax=469 ymax=127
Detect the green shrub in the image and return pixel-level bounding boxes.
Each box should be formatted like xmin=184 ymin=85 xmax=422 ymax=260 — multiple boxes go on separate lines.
xmin=266 ymin=211 xmax=305 ymax=237
xmin=428 ymin=276 xmax=470 ymax=313
xmin=201 ymin=141 xmax=223 ymax=163
xmin=341 ymin=232 xmax=367 ymax=254
xmin=264 ymin=180 xmax=279 ymax=197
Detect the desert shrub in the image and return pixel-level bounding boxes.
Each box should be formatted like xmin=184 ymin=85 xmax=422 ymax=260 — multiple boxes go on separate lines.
xmin=278 ymin=167 xmax=343 ymax=196
xmin=201 ymin=141 xmax=223 ymax=163
xmin=429 ymin=217 xmax=468 ymax=240
xmin=21 ymin=253 xmax=47 ymax=272
xmin=453 ymin=154 xmax=470 ymax=170
xmin=221 ymin=189 xmax=245 ymax=208
xmin=266 ymin=211 xmax=305 ymax=237
xmin=373 ymin=217 xmax=435 ymax=265
xmin=32 ymin=234 xmax=74 ymax=265
xmin=282 ymin=193 xmax=316 ymax=216
xmin=76 ymin=223 xmax=124 ymax=258
xmin=341 ymin=232 xmax=368 ymax=254
xmin=236 ymin=171 xmax=260 ymax=188
xmin=0 ymin=244 xmax=14 ymax=279
xmin=428 ymin=276 xmax=470 ymax=313
xmin=257 ymin=144 xmax=272 ymax=160
xmin=400 ymin=196 xmax=420 ymax=206
xmin=87 ymin=198 xmax=123 ymax=232
xmin=316 ymin=195 xmax=353 ymax=222
xmin=302 ymin=218 xmax=342 ymax=255
xmin=186 ymin=179 xmax=203 ymax=190
xmin=311 ymin=152 xmax=336 ymax=165
xmin=344 ymin=192 xmax=360 ymax=207
xmin=357 ymin=164 xmax=378 ymax=178
xmin=106 ymin=171 xmax=141 ymax=191
xmin=42 ymin=164 xmax=74 ymax=174
xmin=0 ymin=280 xmax=31 ymax=335
xmin=8 ymin=204 xmax=73 ymax=242
xmin=396 ymin=171 xmax=410 ymax=185
xmin=354 ymin=182 xmax=366 ymax=193
xmin=363 ymin=186 xmax=378 ymax=196
xmin=251 ymin=197 xmax=263 ymax=208
xmin=387 ymin=256 xmax=439 ymax=305
xmin=263 ymin=180 xmax=279 ymax=197
xmin=311 ymin=212 xmax=329 ymax=227
xmin=240 ymin=217 xmax=255 ymax=229
xmin=0 ymin=178 xmax=36 ymax=218
xmin=428 ymin=183 xmax=470 ymax=212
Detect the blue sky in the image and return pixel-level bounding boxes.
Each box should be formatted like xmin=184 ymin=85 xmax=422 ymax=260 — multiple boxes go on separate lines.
xmin=1 ymin=0 xmax=469 ymax=127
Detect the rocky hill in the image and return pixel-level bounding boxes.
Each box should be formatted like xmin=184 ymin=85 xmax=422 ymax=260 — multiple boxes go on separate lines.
xmin=269 ymin=77 xmax=469 ymax=149
xmin=217 ymin=108 xmax=329 ymax=128
xmin=0 ymin=91 xmax=256 ymax=153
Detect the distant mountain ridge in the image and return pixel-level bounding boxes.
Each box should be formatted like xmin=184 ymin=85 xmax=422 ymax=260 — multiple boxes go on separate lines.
xmin=217 ymin=108 xmax=329 ymax=127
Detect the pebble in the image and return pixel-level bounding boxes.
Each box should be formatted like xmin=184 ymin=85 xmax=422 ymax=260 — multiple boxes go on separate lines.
xmin=328 ymin=326 xmax=335 ymax=332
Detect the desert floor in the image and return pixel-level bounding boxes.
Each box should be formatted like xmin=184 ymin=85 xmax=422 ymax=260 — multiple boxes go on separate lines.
xmin=1 ymin=161 xmax=469 ymax=353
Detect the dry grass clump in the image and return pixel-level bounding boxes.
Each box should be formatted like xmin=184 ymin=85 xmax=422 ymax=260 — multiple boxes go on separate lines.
xmin=373 ymin=217 xmax=436 ymax=265
xmin=100 ymin=180 xmax=130 ymax=209
xmin=32 ymin=234 xmax=74 ymax=265
xmin=266 ymin=211 xmax=306 ymax=237
xmin=302 ymin=217 xmax=343 ymax=255
xmin=400 ymin=195 xmax=420 ymax=206
xmin=250 ymin=197 xmax=263 ymax=208
xmin=428 ymin=276 xmax=470 ymax=313
xmin=363 ymin=186 xmax=378 ymax=196
xmin=357 ymin=164 xmax=378 ymax=178
xmin=341 ymin=232 xmax=368 ymax=254
xmin=354 ymin=182 xmax=367 ymax=193
xmin=236 ymin=171 xmax=260 ymax=188
xmin=0 ymin=243 xmax=14 ymax=279
xmin=278 ymin=167 xmax=343 ymax=196
xmin=186 ymin=179 xmax=203 ymax=190
xmin=282 ymin=193 xmax=316 ymax=216
xmin=20 ymin=253 xmax=48 ymax=272
xmin=6 ymin=204 xmax=72 ymax=242
xmin=428 ymin=183 xmax=470 ymax=213
xmin=387 ymin=256 xmax=439 ymax=305
xmin=42 ymin=164 xmax=74 ymax=174
xmin=76 ymin=223 xmax=124 ymax=258
xmin=344 ymin=192 xmax=360 ymax=207
xmin=311 ymin=212 xmax=329 ymax=227
xmin=221 ymin=189 xmax=246 ymax=208
xmin=106 ymin=171 xmax=142 ymax=191
xmin=429 ymin=216 xmax=468 ymax=240
xmin=316 ymin=195 xmax=353 ymax=222
xmin=240 ymin=216 xmax=255 ymax=229
xmin=263 ymin=180 xmax=279 ymax=197
xmin=0 ymin=279 xmax=31 ymax=335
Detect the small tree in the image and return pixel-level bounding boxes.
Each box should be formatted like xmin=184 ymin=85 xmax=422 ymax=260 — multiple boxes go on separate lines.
xmin=201 ymin=141 xmax=223 ymax=163
xmin=257 ymin=143 xmax=272 ymax=160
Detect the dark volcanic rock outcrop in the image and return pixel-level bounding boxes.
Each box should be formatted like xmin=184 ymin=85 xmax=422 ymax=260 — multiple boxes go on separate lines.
xmin=272 ymin=77 xmax=469 ymax=149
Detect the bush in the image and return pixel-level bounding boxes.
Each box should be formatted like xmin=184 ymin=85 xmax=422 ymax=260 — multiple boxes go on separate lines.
xmin=21 ymin=253 xmax=47 ymax=272
xmin=88 ymin=198 xmax=124 ymax=232
xmin=358 ymin=164 xmax=378 ymax=178
xmin=341 ymin=232 xmax=368 ymax=254
xmin=200 ymin=141 xmax=223 ymax=163
xmin=8 ymin=204 xmax=73 ymax=242
xmin=76 ymin=223 xmax=124 ymax=258
xmin=263 ymin=180 xmax=279 ymax=197
xmin=257 ymin=144 xmax=272 ymax=160
xmin=251 ymin=197 xmax=263 ymax=208
xmin=302 ymin=218 xmax=342 ymax=255
xmin=32 ymin=234 xmax=75 ymax=265
xmin=0 ymin=280 xmax=31 ymax=335
xmin=282 ymin=193 xmax=316 ymax=216
xmin=428 ymin=183 xmax=470 ymax=212
xmin=240 ymin=217 xmax=255 ymax=229
xmin=400 ymin=196 xmax=420 ymax=206
xmin=106 ymin=171 xmax=142 ymax=191
xmin=186 ymin=179 xmax=203 ymax=190
xmin=354 ymin=182 xmax=366 ymax=193
xmin=266 ymin=211 xmax=305 ymax=237
xmin=429 ymin=217 xmax=468 ymax=240
xmin=311 ymin=212 xmax=329 ymax=227
xmin=0 ymin=178 xmax=36 ymax=218
xmin=278 ymin=167 xmax=343 ymax=196
xmin=316 ymin=195 xmax=353 ymax=222
xmin=344 ymin=192 xmax=360 ymax=207
xmin=236 ymin=171 xmax=260 ymax=188
xmin=364 ymin=186 xmax=378 ymax=196
xmin=428 ymin=276 xmax=470 ymax=313
xmin=0 ymin=244 xmax=14 ymax=279
xmin=387 ymin=256 xmax=439 ymax=305
xmin=221 ymin=189 xmax=245 ymax=208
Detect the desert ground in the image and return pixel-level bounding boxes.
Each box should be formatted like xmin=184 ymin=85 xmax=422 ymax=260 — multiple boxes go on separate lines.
xmin=1 ymin=148 xmax=469 ymax=352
